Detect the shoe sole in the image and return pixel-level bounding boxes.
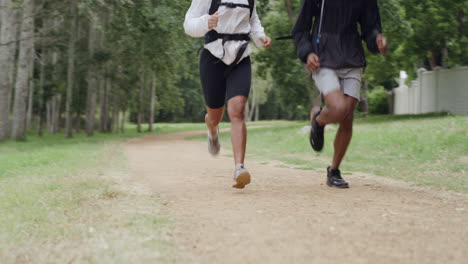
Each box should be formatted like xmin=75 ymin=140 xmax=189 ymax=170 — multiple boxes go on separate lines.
xmin=232 ymin=171 xmax=251 ymax=189
xmin=310 ymin=113 xmax=324 ymax=152
xmin=208 ymin=143 xmax=220 ymax=156
xmin=326 ymin=182 xmax=350 ymax=188
xmin=208 ymin=135 xmax=220 ymax=156
xmin=309 ymin=126 xmax=323 ymax=152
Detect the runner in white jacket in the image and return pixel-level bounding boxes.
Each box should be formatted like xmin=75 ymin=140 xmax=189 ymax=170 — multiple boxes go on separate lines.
xmin=184 ymin=0 xmax=271 ymax=189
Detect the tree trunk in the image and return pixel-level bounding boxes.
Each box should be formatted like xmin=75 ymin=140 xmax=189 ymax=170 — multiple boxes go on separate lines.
xmin=26 ymin=49 xmax=35 ymax=128
xmin=137 ymin=71 xmax=145 ymax=133
xmin=284 ymin=0 xmax=296 ymax=22
xmin=37 ymin=35 xmax=47 ymax=136
xmin=37 ymin=58 xmax=45 ymax=136
xmin=75 ymin=112 xmax=81 ymax=133
xmin=148 ymin=74 xmax=156 ymax=132
xmin=65 ymin=3 xmax=77 ymax=138
xmin=255 ymin=102 xmax=259 ymax=121
xmin=441 ymin=39 xmax=448 ymax=68
xmin=49 ymin=17 xmax=60 ymax=134
xmin=105 ymin=78 xmax=111 ymax=131
xmin=0 ymin=0 xmax=3 ymax=29
xmin=85 ymin=76 xmax=98 ymax=136
xmin=99 ymin=76 xmax=111 ymax=132
xmin=99 ymin=75 xmax=106 ymax=132
xmin=120 ymin=109 xmax=126 ymax=133
xmin=111 ymin=93 xmax=119 ymax=132
xmin=0 ymin=0 xmax=19 ymax=140
xmin=49 ymin=98 xmax=55 ymax=133
xmin=53 ymin=95 xmax=61 ymax=133
xmin=12 ymin=0 xmax=35 ymax=140
xmin=429 ymin=49 xmax=437 ymax=70
xmin=46 ymin=101 xmax=51 ymax=132
xmin=85 ymin=21 xmax=98 ymax=136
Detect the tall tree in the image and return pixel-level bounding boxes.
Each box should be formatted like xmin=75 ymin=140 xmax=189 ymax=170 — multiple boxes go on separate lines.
xmin=0 ymin=0 xmax=19 ymax=140
xmin=26 ymin=48 xmax=35 ymax=128
xmin=137 ymin=71 xmax=144 ymax=133
xmin=65 ymin=1 xmax=77 ymax=138
xmin=85 ymin=17 xmax=98 ymax=136
xmin=148 ymin=74 xmax=156 ymax=132
xmin=12 ymin=0 xmax=35 ymax=140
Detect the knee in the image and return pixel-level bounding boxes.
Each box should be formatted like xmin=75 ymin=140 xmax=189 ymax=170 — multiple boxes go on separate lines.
xmin=329 ymin=104 xmax=349 ymax=123
xmin=227 ymin=96 xmax=247 ymax=122
xmin=228 ymin=107 xmax=245 ymax=122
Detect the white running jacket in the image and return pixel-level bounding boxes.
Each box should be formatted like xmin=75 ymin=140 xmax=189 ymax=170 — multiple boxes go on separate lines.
xmin=184 ymin=0 xmax=266 ymax=65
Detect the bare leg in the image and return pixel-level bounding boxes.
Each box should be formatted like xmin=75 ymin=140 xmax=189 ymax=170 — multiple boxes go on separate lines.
xmin=227 ymin=96 xmax=247 ymax=165
xmin=205 ymin=106 xmax=224 ymax=136
xmin=315 ymin=90 xmax=349 ymax=126
xmin=312 ymin=89 xmax=357 ymax=170
xmin=331 ymin=96 xmax=357 ymax=169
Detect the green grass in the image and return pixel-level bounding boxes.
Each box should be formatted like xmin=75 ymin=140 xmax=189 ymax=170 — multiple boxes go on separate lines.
xmin=0 ymin=122 xmax=206 ymax=263
xmin=193 ymin=114 xmax=468 ymax=193
xmin=0 ymin=116 xmax=466 ymax=261
xmin=0 ymin=123 xmax=206 ymax=179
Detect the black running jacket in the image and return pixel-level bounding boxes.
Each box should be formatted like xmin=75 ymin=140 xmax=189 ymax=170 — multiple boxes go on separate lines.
xmin=292 ymin=0 xmax=382 ymax=69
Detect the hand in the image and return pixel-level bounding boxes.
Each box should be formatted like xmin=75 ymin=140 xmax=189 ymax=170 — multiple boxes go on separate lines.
xmin=259 ymin=36 xmax=272 ymax=49
xmin=376 ymin=34 xmax=387 ymax=56
xmin=306 ymin=53 xmax=320 ymax=72
xmin=208 ymin=12 xmax=219 ymax=30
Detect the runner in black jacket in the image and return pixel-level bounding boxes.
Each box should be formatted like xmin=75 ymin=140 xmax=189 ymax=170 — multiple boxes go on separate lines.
xmin=292 ymin=0 xmax=387 ymax=188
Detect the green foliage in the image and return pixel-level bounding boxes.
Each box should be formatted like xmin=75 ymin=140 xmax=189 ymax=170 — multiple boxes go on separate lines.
xmin=193 ymin=115 xmax=468 ymax=193
xmin=254 ymin=0 xmax=312 ymax=120
xmin=368 ymin=86 xmax=389 ymax=114
xmin=26 ymin=0 xmax=468 ymax=132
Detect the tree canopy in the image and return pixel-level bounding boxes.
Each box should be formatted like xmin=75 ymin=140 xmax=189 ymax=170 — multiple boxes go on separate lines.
xmin=0 ymin=0 xmax=466 ymax=141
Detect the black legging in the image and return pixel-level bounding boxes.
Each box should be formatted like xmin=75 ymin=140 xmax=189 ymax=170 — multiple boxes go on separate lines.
xmin=199 ymin=49 xmax=251 ymax=109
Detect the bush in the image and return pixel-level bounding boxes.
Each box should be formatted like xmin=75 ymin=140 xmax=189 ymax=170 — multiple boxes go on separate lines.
xmin=368 ymin=86 xmax=389 ymax=114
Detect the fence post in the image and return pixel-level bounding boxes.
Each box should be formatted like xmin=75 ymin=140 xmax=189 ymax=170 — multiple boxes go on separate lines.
xmin=417 ymin=68 xmax=426 ymax=114
xmin=434 ymin=67 xmax=442 ymax=112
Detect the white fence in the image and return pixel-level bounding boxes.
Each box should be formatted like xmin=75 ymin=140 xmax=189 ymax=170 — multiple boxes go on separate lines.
xmin=392 ymin=67 xmax=468 ymax=115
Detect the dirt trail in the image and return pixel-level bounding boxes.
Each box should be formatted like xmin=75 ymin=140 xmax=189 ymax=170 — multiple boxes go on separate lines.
xmin=124 ymin=129 xmax=468 ymax=264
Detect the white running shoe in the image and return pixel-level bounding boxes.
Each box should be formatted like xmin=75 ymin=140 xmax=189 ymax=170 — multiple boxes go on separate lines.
xmin=208 ymin=127 xmax=220 ymax=155
xmin=232 ymin=165 xmax=251 ymax=189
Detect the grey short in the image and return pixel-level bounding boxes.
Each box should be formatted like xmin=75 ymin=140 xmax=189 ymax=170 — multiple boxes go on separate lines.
xmin=312 ymin=67 xmax=363 ymax=101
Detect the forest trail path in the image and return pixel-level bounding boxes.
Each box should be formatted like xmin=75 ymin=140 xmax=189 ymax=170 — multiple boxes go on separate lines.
xmin=124 ymin=128 xmax=467 ymax=264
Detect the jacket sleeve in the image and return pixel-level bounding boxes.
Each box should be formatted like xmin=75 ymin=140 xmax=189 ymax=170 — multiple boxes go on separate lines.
xmin=183 ymin=0 xmax=211 ymax=38
xmin=250 ymin=2 xmax=267 ymax=48
xmin=359 ymin=0 xmax=382 ymax=54
xmin=292 ymin=0 xmax=317 ymax=63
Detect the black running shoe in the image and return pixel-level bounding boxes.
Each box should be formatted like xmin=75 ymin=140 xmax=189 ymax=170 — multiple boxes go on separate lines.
xmin=327 ymin=167 xmax=349 ymax=188
xmin=310 ymin=108 xmax=325 ymax=152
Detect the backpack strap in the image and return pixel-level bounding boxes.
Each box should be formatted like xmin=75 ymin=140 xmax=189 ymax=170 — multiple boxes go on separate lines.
xmin=209 ymin=0 xmax=255 ymax=17
xmin=209 ymin=0 xmax=221 ymax=15
xmin=248 ymin=0 xmax=255 ymax=18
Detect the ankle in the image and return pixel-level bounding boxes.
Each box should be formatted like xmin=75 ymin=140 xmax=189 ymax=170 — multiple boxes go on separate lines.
xmin=316 ymin=115 xmax=325 ymax=127
xmin=236 ymin=163 xmax=244 ymax=170
xmin=311 ymin=106 xmax=321 ymax=121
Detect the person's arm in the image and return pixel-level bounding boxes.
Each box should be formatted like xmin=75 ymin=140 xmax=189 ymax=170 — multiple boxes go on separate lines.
xmin=183 ymin=0 xmax=211 ymax=38
xmin=250 ymin=3 xmax=268 ymax=48
xmin=292 ymin=0 xmax=316 ymax=63
xmin=359 ymin=0 xmax=383 ymax=54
